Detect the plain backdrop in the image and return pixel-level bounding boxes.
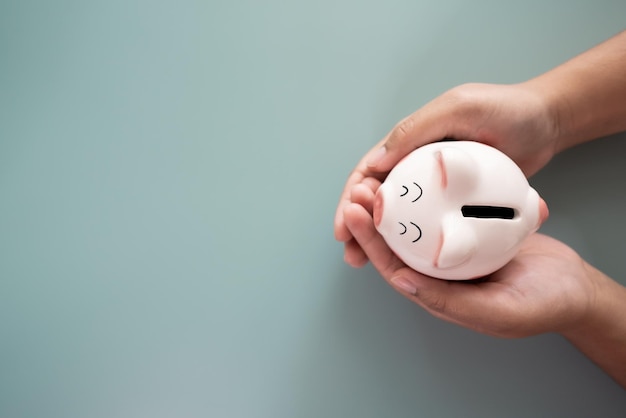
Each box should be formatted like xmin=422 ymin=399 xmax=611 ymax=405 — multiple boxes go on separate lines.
xmin=1 ymin=1 xmax=626 ymax=417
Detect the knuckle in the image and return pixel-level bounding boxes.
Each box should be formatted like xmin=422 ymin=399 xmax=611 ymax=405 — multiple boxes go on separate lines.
xmin=442 ymin=84 xmax=471 ymax=108
xmin=482 ymin=319 xmax=517 ymax=338
xmin=442 ymin=83 xmax=486 ymax=117
xmin=422 ymin=292 xmax=449 ymax=315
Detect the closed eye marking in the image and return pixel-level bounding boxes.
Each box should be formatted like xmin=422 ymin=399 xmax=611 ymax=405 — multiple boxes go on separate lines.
xmin=399 ymin=222 xmax=407 ymax=235
xmin=409 ymin=222 xmax=422 ymax=242
xmin=400 ymin=183 xmax=423 ymax=201
xmin=411 ymin=183 xmax=423 ymax=202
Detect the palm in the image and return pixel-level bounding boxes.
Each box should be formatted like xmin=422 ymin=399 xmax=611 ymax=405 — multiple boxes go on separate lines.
xmin=343 ymin=190 xmax=594 ymax=338
xmin=466 ymin=234 xmax=594 ymax=337
xmin=335 ymin=83 xmax=558 ymax=266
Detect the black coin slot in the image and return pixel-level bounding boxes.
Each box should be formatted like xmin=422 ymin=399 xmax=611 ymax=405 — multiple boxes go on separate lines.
xmin=461 ymin=205 xmax=515 ymax=219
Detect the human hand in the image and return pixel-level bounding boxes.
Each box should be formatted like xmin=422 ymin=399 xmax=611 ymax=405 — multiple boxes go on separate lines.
xmin=335 ymin=82 xmax=560 ymax=267
xmin=342 ymin=183 xmax=595 ymax=338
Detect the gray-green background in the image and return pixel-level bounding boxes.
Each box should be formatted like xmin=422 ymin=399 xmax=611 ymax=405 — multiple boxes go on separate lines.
xmin=2 ymin=1 xmax=625 ymax=417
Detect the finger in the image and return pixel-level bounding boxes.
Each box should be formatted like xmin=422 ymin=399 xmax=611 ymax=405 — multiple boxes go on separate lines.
xmin=366 ymin=91 xmax=469 ymax=173
xmin=361 ymin=177 xmax=382 ymax=194
xmin=343 ymin=202 xmax=405 ymax=279
xmin=343 ymin=202 xmax=467 ymax=322
xmin=344 ymin=239 xmax=368 ymax=268
xmin=391 ymin=272 xmax=521 ymax=337
xmin=337 ymin=87 xmax=469 ymax=242
xmin=350 ymin=183 xmax=376 ymax=215
xmin=334 ymin=142 xmax=388 ymax=242
xmin=339 ymin=178 xmax=383 ymax=267
xmin=334 ymin=169 xmax=365 ymax=242
xmin=344 ymin=200 xmax=522 ymax=336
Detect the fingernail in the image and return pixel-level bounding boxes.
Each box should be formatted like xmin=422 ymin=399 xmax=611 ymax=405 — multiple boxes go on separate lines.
xmin=391 ymin=276 xmax=417 ymax=295
xmin=366 ymin=146 xmax=386 ymax=167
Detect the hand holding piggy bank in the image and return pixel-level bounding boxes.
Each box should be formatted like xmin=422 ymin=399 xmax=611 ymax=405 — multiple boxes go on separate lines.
xmin=373 ymin=141 xmax=549 ymax=280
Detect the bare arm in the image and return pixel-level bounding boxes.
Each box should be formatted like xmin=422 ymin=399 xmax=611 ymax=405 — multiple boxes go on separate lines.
xmin=336 ymin=31 xmax=626 ymax=259
xmin=529 ymin=33 xmax=626 ymax=386
xmin=337 ymin=29 xmax=626 ymax=389
xmin=526 ymin=30 xmax=626 ymax=152
xmin=561 ymin=265 xmax=626 ymax=388
xmin=344 ymin=193 xmax=626 ymax=388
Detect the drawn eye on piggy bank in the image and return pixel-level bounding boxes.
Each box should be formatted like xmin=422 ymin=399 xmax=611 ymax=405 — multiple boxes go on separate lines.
xmin=373 ymin=141 xmax=549 ymax=280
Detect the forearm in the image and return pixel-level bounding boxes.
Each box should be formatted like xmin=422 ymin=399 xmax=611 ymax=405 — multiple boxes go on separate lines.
xmin=561 ymin=264 xmax=626 ymax=388
xmin=524 ymin=30 xmax=626 ymax=152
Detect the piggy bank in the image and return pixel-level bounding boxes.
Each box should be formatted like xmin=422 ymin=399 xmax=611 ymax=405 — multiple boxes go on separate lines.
xmin=373 ymin=141 xmax=548 ymax=280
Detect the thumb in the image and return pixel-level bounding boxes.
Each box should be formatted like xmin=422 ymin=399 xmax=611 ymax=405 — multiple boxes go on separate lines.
xmin=388 ymin=269 xmax=519 ymax=337
xmin=365 ymin=93 xmax=464 ymax=172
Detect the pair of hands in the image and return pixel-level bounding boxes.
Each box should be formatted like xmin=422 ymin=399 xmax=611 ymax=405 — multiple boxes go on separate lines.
xmin=334 ymin=82 xmax=597 ymax=338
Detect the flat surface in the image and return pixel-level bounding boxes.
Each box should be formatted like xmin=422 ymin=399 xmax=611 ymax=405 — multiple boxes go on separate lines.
xmin=1 ymin=1 xmax=625 ymax=417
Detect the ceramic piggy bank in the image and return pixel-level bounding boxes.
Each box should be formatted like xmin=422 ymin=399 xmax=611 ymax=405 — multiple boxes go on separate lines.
xmin=373 ymin=141 xmax=548 ymax=280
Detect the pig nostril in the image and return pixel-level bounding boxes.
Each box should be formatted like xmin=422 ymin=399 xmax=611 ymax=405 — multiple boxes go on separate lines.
xmin=373 ymin=190 xmax=384 ymax=227
xmin=537 ymin=198 xmax=549 ymax=228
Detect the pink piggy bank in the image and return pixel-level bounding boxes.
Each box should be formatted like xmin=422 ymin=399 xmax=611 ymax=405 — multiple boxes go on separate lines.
xmin=373 ymin=141 xmax=549 ymax=280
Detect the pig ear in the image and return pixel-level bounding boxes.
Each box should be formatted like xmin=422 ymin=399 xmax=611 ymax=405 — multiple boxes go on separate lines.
xmin=435 ymin=146 xmax=479 ymax=193
xmin=436 ymin=216 xmax=477 ymax=269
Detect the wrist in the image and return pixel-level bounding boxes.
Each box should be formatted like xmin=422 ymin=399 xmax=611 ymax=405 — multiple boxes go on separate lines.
xmin=518 ymin=78 xmax=567 ymax=155
xmin=558 ymin=264 xmax=626 ymax=387
xmin=522 ymin=30 xmax=626 ymax=153
xmin=560 ymin=264 xmax=626 ymax=343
